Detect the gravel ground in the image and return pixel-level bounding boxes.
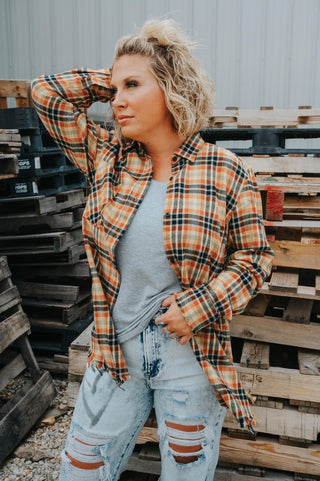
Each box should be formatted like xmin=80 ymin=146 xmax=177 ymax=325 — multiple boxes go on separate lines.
xmin=0 ymin=374 xmax=71 ymax=481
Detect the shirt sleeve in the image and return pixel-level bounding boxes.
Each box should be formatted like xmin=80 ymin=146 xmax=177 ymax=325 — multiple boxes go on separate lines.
xmin=174 ymin=166 xmax=274 ymax=334
xmin=31 ymin=68 xmax=113 ymax=176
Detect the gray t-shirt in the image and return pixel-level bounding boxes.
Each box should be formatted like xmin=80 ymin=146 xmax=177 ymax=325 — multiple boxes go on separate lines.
xmin=112 ymin=179 xmax=181 ymax=343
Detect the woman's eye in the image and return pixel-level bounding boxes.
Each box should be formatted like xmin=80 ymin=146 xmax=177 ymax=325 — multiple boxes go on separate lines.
xmin=127 ymin=80 xmax=138 ymax=88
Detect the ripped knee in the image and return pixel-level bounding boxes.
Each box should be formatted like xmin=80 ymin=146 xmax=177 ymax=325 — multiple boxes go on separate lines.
xmin=165 ymin=420 xmax=206 ymax=465
xmin=66 ymin=428 xmax=107 ymax=470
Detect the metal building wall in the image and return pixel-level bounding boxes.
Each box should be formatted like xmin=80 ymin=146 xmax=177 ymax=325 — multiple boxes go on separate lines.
xmin=1 ymin=0 xmax=320 ymax=111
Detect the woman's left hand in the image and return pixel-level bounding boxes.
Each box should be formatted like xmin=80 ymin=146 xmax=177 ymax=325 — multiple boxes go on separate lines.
xmin=156 ymin=295 xmax=193 ymax=345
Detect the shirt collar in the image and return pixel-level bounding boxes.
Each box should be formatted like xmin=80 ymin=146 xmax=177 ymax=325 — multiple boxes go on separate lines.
xmin=172 ymin=132 xmax=204 ymax=164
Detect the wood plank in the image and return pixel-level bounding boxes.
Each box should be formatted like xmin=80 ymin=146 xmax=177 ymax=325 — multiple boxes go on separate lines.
xmin=0 ymin=353 xmax=26 ymax=391
xmin=231 ymin=314 xmax=320 ymax=350
xmin=0 ymin=256 xmax=11 ymax=281
xmin=0 ymin=370 xmax=56 ymax=464
xmin=219 ymin=434 xmax=320 ymax=476
xmin=224 ymin=405 xmax=320 ymax=442
xmin=235 ymin=364 xmax=320 ymax=402
xmin=244 ymin=156 xmax=320 ymax=174
xmin=0 ymin=309 xmax=30 ymax=352
xmin=16 ymin=281 xmax=81 ymax=302
xmin=0 ymin=229 xmax=83 ymax=255
xmin=298 ymin=349 xmax=320 ymax=376
xmin=270 ymin=241 xmax=320 ymax=269
xmin=257 ymin=176 xmax=320 ymax=193
xmin=244 ymin=295 xmax=270 ymax=316
xmin=0 ymin=285 xmax=21 ymax=313
xmin=0 ymin=211 xmax=80 ymax=234
xmin=240 ymin=341 xmax=270 ymax=369
xmin=261 ymin=282 xmax=320 ymax=301
xmin=282 ymin=298 xmax=313 ymax=324
xmin=264 ymin=219 xmax=320 ymax=228
xmin=11 ymin=260 xmax=90 ymax=279
xmin=269 ymin=270 xmax=299 ymax=292
xmin=261 ymin=190 xmax=284 ymax=221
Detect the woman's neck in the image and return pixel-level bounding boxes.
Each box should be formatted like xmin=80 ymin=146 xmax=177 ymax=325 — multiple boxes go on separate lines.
xmin=143 ymin=132 xmax=187 ymax=181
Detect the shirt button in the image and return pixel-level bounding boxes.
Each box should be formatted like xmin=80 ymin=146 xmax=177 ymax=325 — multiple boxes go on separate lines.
xmin=169 ymin=176 xmax=173 ymax=181
xmin=165 ymin=212 xmax=170 ymax=217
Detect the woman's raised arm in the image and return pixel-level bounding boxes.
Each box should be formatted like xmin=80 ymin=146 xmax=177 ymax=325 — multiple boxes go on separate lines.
xmin=31 ymin=68 xmax=113 ymax=176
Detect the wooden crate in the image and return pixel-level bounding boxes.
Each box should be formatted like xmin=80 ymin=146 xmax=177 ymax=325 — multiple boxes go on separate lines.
xmin=0 ymin=256 xmax=55 ymax=464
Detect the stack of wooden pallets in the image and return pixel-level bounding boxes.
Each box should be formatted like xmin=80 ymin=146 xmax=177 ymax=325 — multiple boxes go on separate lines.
xmin=68 ymin=107 xmax=320 ymax=480
xmin=0 ymin=255 xmax=56 ymax=465
xmin=0 ymin=80 xmax=92 ymax=362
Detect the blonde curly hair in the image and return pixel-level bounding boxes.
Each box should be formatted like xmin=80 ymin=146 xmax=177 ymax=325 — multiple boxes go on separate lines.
xmin=112 ymin=19 xmax=215 ymax=139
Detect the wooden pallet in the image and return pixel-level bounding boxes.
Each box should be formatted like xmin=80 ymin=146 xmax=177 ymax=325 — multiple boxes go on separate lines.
xmin=209 ymin=106 xmax=320 ymax=128
xmin=0 ymin=228 xmax=83 ymax=255
xmin=0 ymin=80 xmax=32 ymax=109
xmin=0 ymin=188 xmax=86 ymax=218
xmin=0 ymin=256 xmax=55 ymax=464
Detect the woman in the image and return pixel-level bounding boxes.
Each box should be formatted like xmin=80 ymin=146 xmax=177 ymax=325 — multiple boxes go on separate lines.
xmin=32 ymin=19 xmax=273 ymax=481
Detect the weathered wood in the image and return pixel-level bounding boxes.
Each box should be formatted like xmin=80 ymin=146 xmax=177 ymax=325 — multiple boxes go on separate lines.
xmin=0 ymin=211 xmax=82 ymax=234
xmin=209 ymin=107 xmax=320 ymax=128
xmin=224 ymin=405 xmax=320 ymax=442
xmin=240 ymin=341 xmax=270 ymax=369
xmin=16 ymin=281 xmax=81 ymax=302
xmin=219 ymin=434 xmax=320 ymax=476
xmin=236 ymin=364 xmax=320 ymax=403
xmin=257 ymin=176 xmax=320 ymax=193
xmin=8 ymin=243 xmax=86 ymax=266
xmin=245 ymin=294 xmax=271 ymax=316
xmin=23 ymin=296 xmax=92 ymax=324
xmin=230 ymin=314 xmax=320 ymax=351
xmin=261 ymin=190 xmax=284 ymax=220
xmin=244 ymin=156 xmax=320 ymax=174
xmin=0 ymin=353 xmax=26 ymax=391
xmin=0 ymin=370 xmax=56 ymax=464
xmin=270 ymin=241 xmax=320 ymax=269
xmin=261 ymin=282 xmax=320 ymax=301
xmin=0 ymin=309 xmax=30 ymax=352
xmin=0 ymin=256 xmax=11 ymax=281
xmin=282 ymin=298 xmax=314 ymax=324
xmin=0 ymin=229 xmax=83 ymax=255
xmin=298 ymin=350 xmax=320 ymax=376
xmin=0 ymin=285 xmax=21 ymax=313
xmin=0 ymin=79 xmax=32 ymax=107
xmin=269 ymin=270 xmax=299 ymax=292
xmin=11 ymin=260 xmax=90 ymax=279
xmin=16 ymin=335 xmax=41 ymax=382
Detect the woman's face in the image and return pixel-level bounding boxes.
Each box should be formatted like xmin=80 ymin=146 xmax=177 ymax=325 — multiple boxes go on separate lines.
xmin=110 ymin=54 xmax=173 ymax=144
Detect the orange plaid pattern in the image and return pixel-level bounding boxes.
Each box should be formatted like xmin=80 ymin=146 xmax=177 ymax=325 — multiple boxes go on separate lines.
xmin=32 ymin=69 xmax=273 ymax=432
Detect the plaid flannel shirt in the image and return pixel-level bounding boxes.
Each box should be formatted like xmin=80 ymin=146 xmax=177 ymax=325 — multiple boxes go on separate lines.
xmin=32 ymin=69 xmax=273 ymax=432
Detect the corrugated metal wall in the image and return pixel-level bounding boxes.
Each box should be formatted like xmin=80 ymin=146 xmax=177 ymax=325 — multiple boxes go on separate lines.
xmin=1 ymin=0 xmax=320 ymax=111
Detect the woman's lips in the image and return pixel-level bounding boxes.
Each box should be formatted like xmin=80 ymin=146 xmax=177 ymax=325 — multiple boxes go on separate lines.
xmin=117 ymin=115 xmax=133 ymax=125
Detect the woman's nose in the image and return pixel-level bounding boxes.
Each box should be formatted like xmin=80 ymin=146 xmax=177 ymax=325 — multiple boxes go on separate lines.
xmin=112 ymin=90 xmax=126 ymax=108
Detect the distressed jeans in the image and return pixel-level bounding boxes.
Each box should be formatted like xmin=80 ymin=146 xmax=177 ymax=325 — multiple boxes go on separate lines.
xmin=59 ymin=313 xmax=226 ymax=481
